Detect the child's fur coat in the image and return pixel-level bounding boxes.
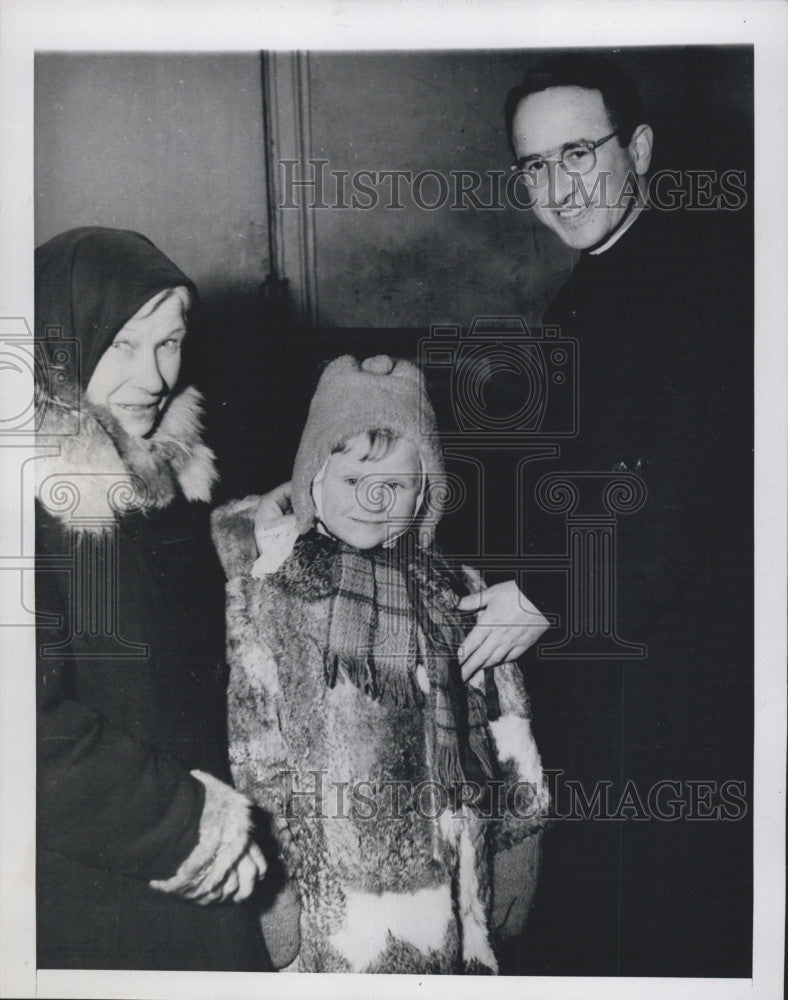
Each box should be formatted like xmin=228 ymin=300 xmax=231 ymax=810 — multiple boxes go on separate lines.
xmin=212 ymin=499 xmax=549 ymax=973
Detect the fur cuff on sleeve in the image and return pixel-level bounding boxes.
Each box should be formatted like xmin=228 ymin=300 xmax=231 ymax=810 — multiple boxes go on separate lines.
xmin=149 ymin=770 xmax=253 ymax=896
xmin=487 ymin=664 xmax=551 ymax=846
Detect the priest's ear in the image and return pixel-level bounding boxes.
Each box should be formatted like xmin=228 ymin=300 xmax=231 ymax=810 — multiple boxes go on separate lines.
xmin=628 ymin=124 xmax=654 ymax=176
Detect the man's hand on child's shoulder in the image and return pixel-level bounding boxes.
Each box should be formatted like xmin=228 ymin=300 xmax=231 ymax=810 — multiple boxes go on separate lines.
xmin=457 ymin=581 xmax=549 ymax=681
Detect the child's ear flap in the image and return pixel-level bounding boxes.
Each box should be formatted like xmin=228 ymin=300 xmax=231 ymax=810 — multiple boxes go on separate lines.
xmin=413 ymin=456 xmax=428 ymax=518
xmin=310 ymin=461 xmax=327 ymax=524
xmin=415 ymin=474 xmax=428 ymax=517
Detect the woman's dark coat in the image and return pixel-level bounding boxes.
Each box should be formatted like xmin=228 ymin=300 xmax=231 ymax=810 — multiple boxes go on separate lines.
xmin=34 ymin=228 xmax=268 ymax=971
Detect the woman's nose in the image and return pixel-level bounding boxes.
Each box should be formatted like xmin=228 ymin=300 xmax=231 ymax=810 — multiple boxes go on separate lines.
xmin=132 ymin=348 xmax=166 ymax=394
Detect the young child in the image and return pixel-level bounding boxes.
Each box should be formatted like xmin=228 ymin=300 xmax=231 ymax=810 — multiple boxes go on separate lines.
xmin=211 ymin=355 xmax=549 ymax=973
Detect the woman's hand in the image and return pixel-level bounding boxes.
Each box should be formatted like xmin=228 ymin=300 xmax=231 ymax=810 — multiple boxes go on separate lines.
xmin=199 ymin=841 xmax=268 ymax=905
xmin=252 ymin=481 xmax=293 ymax=556
xmin=149 ymin=771 xmax=266 ymax=906
xmin=456 ymin=581 xmax=549 ymax=681
xmin=254 ymin=481 xmax=292 ymax=530
xmin=152 ymin=836 xmax=267 ymax=906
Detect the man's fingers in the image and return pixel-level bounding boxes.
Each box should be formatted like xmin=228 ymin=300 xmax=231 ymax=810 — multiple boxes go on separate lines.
xmin=456 ymin=589 xmax=489 ymax=613
xmin=507 ymin=642 xmax=529 ymax=662
xmin=460 ymin=653 xmax=486 ymax=683
xmin=461 ymin=633 xmax=502 ymax=681
xmin=265 ymin=480 xmax=293 ymax=515
xmin=178 ymin=878 xmax=216 ymax=901
xmin=458 ymin=623 xmax=486 ymax=665
xmin=459 ymin=618 xmax=510 ymax=665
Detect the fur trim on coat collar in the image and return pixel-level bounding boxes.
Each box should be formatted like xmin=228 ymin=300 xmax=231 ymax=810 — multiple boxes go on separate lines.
xmin=35 ymin=385 xmax=218 ymax=530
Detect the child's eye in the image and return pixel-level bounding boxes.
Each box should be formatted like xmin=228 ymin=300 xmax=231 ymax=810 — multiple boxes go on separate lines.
xmin=345 ymin=477 xmax=358 ymax=486
xmin=387 ymin=482 xmax=404 ymax=490
xmin=112 ymin=340 xmax=132 ymax=351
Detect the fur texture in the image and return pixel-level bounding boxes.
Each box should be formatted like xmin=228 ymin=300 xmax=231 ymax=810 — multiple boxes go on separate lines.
xmin=36 ymin=386 xmax=218 ymax=530
xmin=210 ymin=495 xmax=262 ymax=579
xmin=213 ymin=502 xmax=549 ymax=973
xmin=458 ymin=811 xmax=499 ymax=972
xmin=328 ymin=883 xmax=454 ymax=972
xmin=460 ymin=566 xmax=550 ymax=847
xmin=149 ymin=769 xmax=253 ymax=896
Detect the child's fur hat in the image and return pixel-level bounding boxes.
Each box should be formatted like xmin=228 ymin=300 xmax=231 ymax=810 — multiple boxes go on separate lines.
xmin=291 ymin=355 xmax=447 ymax=541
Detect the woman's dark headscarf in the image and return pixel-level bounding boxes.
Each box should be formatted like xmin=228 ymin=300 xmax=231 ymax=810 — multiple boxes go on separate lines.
xmin=35 ymin=227 xmax=197 ymax=404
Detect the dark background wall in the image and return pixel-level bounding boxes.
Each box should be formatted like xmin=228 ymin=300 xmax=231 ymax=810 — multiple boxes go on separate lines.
xmin=35 ymin=53 xmax=269 ymax=302
xmin=35 ymin=46 xmax=753 ymax=499
xmin=35 ymin=47 xmax=753 ymax=330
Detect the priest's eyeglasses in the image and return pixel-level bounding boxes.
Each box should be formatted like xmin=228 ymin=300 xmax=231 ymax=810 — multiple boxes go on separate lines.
xmin=512 ymin=130 xmax=620 ymax=186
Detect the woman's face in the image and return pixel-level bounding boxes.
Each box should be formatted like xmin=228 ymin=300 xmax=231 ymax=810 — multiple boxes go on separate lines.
xmin=85 ymin=287 xmax=190 ymax=437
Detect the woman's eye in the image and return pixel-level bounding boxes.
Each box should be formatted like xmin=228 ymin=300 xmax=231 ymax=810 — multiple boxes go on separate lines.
xmin=345 ymin=477 xmax=358 ymax=487
xmin=112 ymin=341 xmax=132 ymax=352
xmin=158 ymin=338 xmax=182 ymax=352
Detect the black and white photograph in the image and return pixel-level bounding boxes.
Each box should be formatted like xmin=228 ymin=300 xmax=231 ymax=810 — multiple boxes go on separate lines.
xmin=0 ymin=2 xmax=785 ymax=998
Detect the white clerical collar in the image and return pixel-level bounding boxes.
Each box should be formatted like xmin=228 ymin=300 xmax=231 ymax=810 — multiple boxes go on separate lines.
xmin=588 ymin=204 xmax=644 ymax=256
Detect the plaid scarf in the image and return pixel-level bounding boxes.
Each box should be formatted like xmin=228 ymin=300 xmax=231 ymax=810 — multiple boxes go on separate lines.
xmin=317 ymin=530 xmax=497 ymax=794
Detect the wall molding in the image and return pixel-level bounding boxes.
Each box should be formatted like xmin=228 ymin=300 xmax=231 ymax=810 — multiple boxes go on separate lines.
xmin=261 ymin=51 xmax=319 ymax=327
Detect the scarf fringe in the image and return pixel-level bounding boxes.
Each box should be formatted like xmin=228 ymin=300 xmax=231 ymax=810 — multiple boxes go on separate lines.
xmin=324 ymin=653 xmax=379 ymax=700
xmin=318 ymin=531 xmax=497 ymax=796
xmin=435 ymin=743 xmax=467 ymax=794
xmin=468 ymin=728 xmax=496 ymax=781
xmin=467 ymin=689 xmax=496 ymax=779
xmin=376 ymin=660 xmax=424 ymax=710
xmin=324 ymin=652 xmax=424 ymax=710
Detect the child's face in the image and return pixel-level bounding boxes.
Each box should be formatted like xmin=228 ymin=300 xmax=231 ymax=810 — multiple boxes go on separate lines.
xmin=316 ymin=434 xmax=424 ymax=549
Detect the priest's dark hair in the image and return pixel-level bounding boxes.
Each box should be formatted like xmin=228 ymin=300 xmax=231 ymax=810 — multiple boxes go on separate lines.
xmin=504 ymin=52 xmax=646 ymax=155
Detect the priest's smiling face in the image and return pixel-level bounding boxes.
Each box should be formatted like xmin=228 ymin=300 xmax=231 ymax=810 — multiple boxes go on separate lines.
xmin=511 ymin=86 xmax=653 ymax=251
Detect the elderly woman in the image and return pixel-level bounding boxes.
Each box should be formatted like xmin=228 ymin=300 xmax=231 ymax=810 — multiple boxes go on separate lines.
xmin=34 ymin=227 xmax=274 ymax=971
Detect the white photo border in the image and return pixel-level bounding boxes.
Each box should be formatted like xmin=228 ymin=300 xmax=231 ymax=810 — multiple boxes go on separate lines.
xmin=1 ymin=2 xmax=785 ymax=998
